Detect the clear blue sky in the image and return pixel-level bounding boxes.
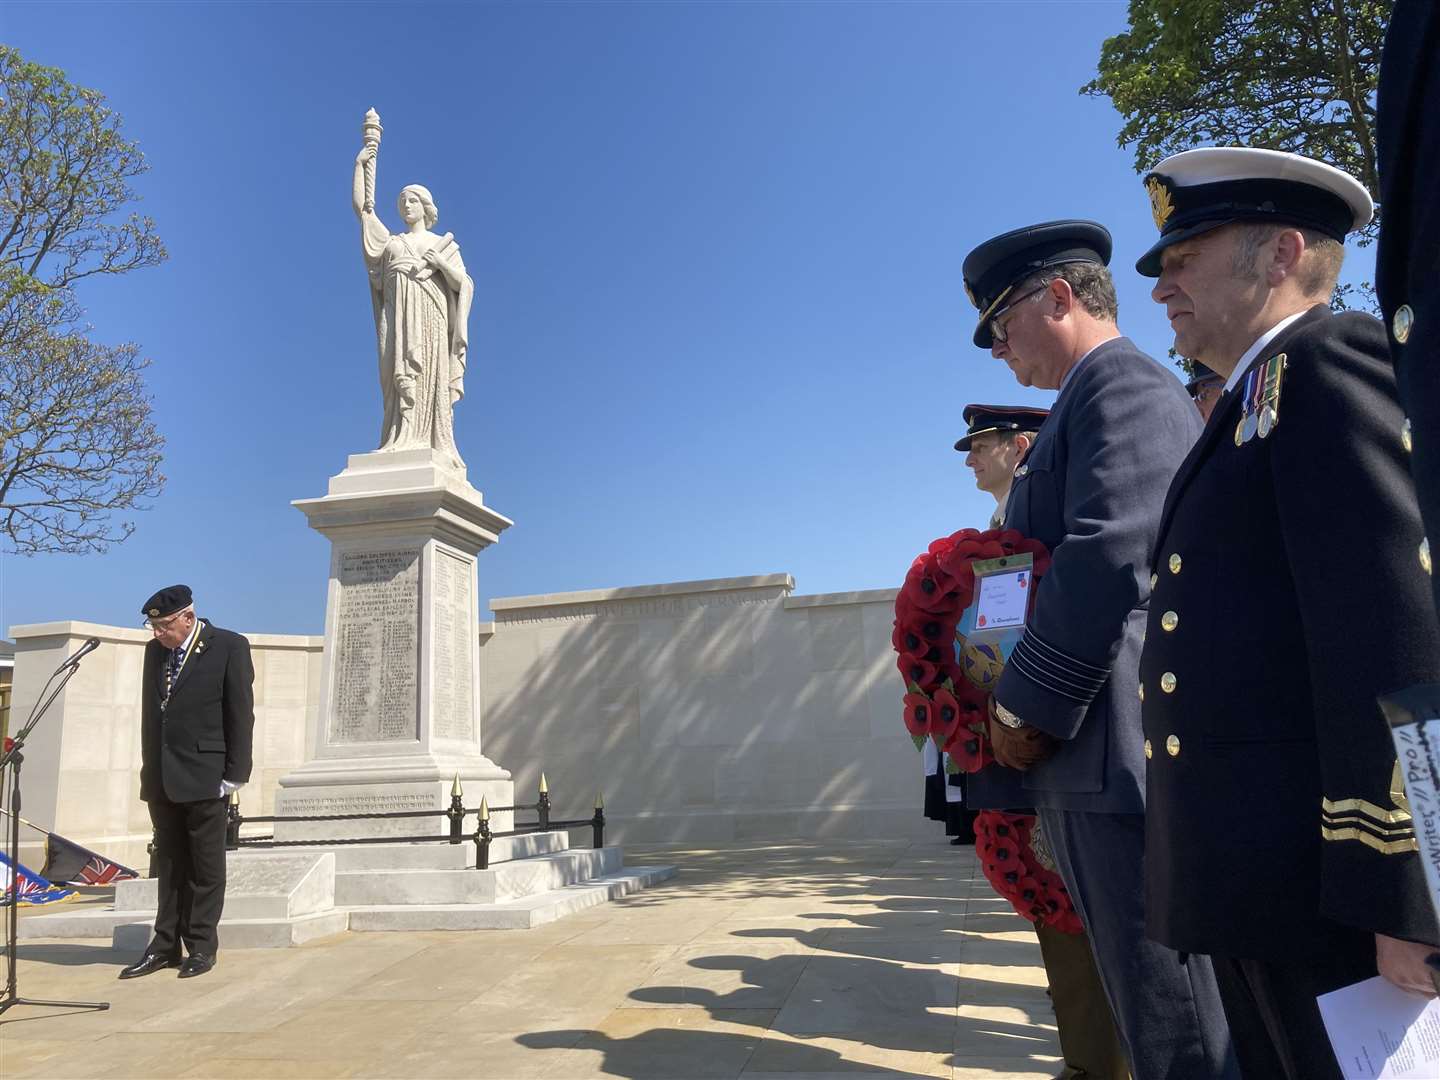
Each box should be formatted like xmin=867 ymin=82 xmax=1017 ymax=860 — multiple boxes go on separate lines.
xmin=1 ymin=1 xmax=1375 ymax=637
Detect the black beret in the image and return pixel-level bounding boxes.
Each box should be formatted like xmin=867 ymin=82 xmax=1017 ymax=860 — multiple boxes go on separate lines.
xmin=142 ymin=584 xmax=192 ymax=620
xmin=954 ymin=404 xmax=1051 ymax=451
xmin=1135 ymin=147 xmax=1373 ymax=277
xmin=962 ymin=220 xmax=1112 ymax=349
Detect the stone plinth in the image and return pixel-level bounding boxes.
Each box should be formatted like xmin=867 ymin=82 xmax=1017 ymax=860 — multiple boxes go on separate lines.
xmin=280 ymin=449 xmax=514 ymax=839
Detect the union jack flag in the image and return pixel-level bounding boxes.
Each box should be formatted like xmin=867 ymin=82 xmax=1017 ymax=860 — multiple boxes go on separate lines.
xmin=0 ymin=851 xmax=76 ymax=906
xmin=41 ymin=832 xmax=138 ymax=886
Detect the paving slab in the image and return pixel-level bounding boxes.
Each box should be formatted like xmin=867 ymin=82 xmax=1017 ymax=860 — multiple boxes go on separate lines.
xmin=5 ymin=839 xmax=1063 ymax=1079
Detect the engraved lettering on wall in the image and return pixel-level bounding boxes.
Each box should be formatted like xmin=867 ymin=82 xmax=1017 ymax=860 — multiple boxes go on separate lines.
xmin=329 ymin=547 xmax=421 ymax=742
xmin=433 ymin=548 xmax=476 ymax=741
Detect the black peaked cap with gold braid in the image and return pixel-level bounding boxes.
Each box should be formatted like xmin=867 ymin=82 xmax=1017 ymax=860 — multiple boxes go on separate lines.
xmin=954 ymin=404 xmax=1050 ymax=452
xmin=1135 ymin=146 xmax=1373 ymax=278
xmin=962 ymin=220 xmax=1112 ymax=349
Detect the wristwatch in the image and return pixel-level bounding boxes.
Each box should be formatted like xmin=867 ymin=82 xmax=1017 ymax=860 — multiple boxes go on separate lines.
xmin=993 ymin=701 xmax=1025 ymax=730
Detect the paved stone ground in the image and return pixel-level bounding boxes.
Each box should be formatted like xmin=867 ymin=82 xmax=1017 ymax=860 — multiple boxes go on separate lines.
xmin=1 ymin=839 xmax=1062 ymax=1080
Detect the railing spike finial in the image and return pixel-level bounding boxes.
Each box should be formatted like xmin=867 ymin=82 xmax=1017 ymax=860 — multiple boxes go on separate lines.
xmin=451 ymin=771 xmax=463 ymax=798
xmin=479 ymin=795 xmax=490 ymax=822
xmin=539 ymin=771 xmax=548 ymax=795
xmin=596 ymin=792 xmax=604 ymax=810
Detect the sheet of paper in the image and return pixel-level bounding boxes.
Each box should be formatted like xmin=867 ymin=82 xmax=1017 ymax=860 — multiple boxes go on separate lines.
xmin=1318 ymin=976 xmax=1440 ymax=1079
xmin=1391 ymin=718 xmax=1440 ymax=927
xmin=973 ymin=568 xmax=1029 ymax=631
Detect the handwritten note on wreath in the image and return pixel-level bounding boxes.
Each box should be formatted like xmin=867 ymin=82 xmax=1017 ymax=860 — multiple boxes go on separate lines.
xmin=973 ymin=567 xmax=1030 ymax=632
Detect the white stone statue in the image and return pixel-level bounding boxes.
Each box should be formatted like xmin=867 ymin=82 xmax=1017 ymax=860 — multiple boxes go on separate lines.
xmin=352 ymin=109 xmax=473 ymax=469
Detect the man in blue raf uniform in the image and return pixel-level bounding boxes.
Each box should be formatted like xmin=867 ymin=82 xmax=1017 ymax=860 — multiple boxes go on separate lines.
xmin=119 ymin=585 xmax=254 ymax=981
xmin=1136 ymin=146 xmax=1440 ymax=1080
xmin=962 ymin=222 xmax=1236 ymax=1080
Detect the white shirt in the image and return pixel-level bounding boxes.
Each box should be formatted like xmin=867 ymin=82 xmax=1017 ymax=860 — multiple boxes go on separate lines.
xmin=1222 ymin=311 xmax=1307 ymax=396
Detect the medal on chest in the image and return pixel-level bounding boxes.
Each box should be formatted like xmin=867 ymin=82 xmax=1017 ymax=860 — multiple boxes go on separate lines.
xmin=1233 ymin=352 xmax=1287 ymax=447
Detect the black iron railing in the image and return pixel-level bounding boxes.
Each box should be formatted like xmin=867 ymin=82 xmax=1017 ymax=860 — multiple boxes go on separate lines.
xmin=209 ymin=775 xmax=605 ymax=871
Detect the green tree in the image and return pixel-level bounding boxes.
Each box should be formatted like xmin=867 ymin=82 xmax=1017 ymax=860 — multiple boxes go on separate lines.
xmin=1084 ymin=0 xmax=1387 ymax=246
xmin=0 ymin=45 xmax=167 ymax=554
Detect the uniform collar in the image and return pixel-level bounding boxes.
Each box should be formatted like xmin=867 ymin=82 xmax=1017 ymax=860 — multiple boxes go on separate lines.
xmin=175 ymin=616 xmax=202 ymax=657
xmin=1222 ymin=310 xmax=1308 ymax=395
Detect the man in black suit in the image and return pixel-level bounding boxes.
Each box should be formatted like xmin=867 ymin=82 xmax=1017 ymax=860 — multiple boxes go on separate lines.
xmin=1135 ymin=146 xmax=1440 ymax=1080
xmin=119 ymin=585 xmax=254 ymax=980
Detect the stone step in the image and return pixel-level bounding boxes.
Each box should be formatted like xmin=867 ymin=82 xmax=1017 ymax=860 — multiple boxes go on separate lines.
xmin=331 ymin=846 xmax=622 ymax=906
xmin=345 ymin=865 xmax=677 ymax=931
xmin=18 ymin=863 xmax=677 ymax=945
xmin=244 ymin=830 xmax=569 ymax=872
xmin=112 ymin=911 xmax=351 ymax=950
xmin=115 ymin=852 xmax=334 ymax=919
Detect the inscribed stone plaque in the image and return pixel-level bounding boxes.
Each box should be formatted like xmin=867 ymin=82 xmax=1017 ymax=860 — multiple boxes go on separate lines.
xmin=432 ymin=548 xmax=476 ymax=741
xmin=329 ymin=547 xmax=420 ymax=743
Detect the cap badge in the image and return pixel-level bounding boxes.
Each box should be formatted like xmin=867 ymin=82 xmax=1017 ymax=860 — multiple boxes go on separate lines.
xmin=1145 ymin=175 xmax=1175 ymax=232
xmin=148 ymin=608 xmax=160 ymax=617
xmin=963 ymin=280 xmax=979 ymax=310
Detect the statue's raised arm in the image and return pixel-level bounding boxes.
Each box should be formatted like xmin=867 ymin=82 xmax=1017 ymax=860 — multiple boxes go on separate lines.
xmin=353 ymin=109 xmax=474 ymax=471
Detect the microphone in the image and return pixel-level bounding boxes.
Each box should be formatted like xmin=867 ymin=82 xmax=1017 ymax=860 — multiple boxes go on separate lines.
xmin=63 ymin=637 xmax=102 ymax=667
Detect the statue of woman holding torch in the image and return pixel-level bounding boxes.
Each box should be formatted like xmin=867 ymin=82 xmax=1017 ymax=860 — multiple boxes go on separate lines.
xmin=352 ymin=109 xmax=473 ymax=468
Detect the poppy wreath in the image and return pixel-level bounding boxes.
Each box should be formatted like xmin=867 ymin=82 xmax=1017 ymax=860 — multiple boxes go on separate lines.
xmin=974 ymin=811 xmax=1083 ymax=934
xmin=894 ymin=526 xmax=1080 ymax=933
xmin=893 ymin=526 xmax=1051 ymax=770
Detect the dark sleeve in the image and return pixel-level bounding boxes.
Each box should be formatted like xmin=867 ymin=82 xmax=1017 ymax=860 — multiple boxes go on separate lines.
xmin=222 ymin=632 xmax=256 ymax=784
xmin=139 ymin=643 xmax=160 ymax=797
xmin=996 ymin=350 xmax=1200 ymax=738
xmin=1270 ymin=315 xmax=1440 ymax=945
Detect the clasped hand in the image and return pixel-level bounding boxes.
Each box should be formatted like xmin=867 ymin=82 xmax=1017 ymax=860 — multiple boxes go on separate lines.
xmin=987 ymin=697 xmax=1060 ymax=771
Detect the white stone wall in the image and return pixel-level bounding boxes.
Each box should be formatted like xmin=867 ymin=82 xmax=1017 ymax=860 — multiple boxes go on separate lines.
xmin=6 ymin=622 xmax=321 ymax=868
xmin=480 ymin=575 xmax=926 ymax=843
xmin=8 ymin=573 xmax=929 ymax=861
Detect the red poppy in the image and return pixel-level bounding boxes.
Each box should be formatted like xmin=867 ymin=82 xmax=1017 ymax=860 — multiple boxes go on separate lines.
xmin=902 ymin=692 xmax=933 ymax=737
xmin=897 ymin=652 xmax=939 ymax=690
xmin=891 ymin=620 xmax=925 ymax=656
xmin=929 ymin=686 xmax=962 ymax=742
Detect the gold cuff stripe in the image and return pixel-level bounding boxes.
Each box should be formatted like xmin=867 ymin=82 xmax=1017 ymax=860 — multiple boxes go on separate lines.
xmin=1320 ymin=811 xmax=1417 ymax=839
xmin=1321 ymin=795 xmax=1413 ymax=826
xmin=1320 ymin=824 xmax=1419 ymax=855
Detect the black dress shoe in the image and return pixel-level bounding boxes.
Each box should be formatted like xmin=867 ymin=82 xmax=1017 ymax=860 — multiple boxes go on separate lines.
xmin=118 ymin=952 xmax=180 ymax=979
xmin=178 ymin=953 xmax=215 ymax=979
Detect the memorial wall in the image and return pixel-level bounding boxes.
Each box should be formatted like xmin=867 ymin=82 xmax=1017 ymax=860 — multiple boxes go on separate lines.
xmin=7 ymin=573 xmax=926 ymax=863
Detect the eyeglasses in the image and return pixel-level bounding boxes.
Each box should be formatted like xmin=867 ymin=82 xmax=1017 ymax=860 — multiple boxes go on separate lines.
xmin=989 ymin=285 xmax=1049 ymax=345
xmin=1191 ymin=384 xmax=1222 ymax=405
xmin=144 ymin=611 xmax=189 ymax=632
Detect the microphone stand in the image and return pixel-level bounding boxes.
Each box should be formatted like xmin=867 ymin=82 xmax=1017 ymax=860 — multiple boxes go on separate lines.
xmin=0 ymin=647 xmax=110 ymax=1017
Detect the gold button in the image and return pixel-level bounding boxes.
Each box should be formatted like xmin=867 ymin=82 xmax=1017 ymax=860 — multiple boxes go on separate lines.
xmin=1168 ymin=553 xmax=1182 ymax=574
xmin=1144 ymin=739 xmax=1153 ymax=760
xmin=1161 ymin=611 xmax=1179 ymax=632
xmin=1166 ymin=734 xmax=1180 ymax=757
xmin=1403 ymin=418 xmax=1414 ymax=454
xmin=1150 ymin=572 xmax=1159 ymax=589
xmin=1138 ymin=683 xmax=1145 ymax=703
xmin=1422 ymin=537 xmax=1432 ymax=576
xmin=1394 ymin=304 xmax=1414 ymax=345
xmin=1160 ymin=672 xmax=1177 ymax=693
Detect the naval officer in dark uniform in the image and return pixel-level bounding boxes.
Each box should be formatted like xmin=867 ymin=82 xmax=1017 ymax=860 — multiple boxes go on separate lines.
xmin=1377 ymin=0 xmax=1440 ymax=621
xmin=962 ymin=222 xmax=1236 ymax=1080
xmin=1135 ymin=146 xmax=1440 ymax=1080
xmin=120 ymin=585 xmax=254 ymax=981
